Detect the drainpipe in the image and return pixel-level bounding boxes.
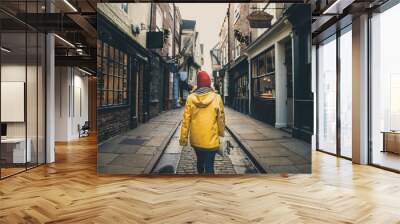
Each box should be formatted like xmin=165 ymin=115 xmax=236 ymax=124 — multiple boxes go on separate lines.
xmin=226 ymin=4 xmax=231 ymax=104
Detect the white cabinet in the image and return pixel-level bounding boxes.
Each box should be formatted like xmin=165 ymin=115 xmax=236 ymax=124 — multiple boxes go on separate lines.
xmin=1 ymin=138 xmax=32 ymax=163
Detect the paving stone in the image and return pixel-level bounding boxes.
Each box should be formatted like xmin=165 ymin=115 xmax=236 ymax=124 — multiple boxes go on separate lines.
xmin=252 ymin=147 xmax=292 ymax=157
xmin=136 ymin=146 xmax=158 ymax=155
xmin=268 ymin=165 xmax=299 ymax=173
xmin=239 ymin=133 xmax=267 ymax=140
xmin=287 ymin=152 xmax=309 ymax=165
xmin=295 ymin=164 xmax=312 ymax=173
xmin=113 ymin=145 xmax=141 ymax=154
xmin=98 ymin=165 xmax=145 ymax=175
xmin=97 ymin=153 xmax=119 ymax=166
xmin=119 ymin=138 xmax=147 ymax=146
xmin=98 ymin=142 xmax=117 ymax=153
xmin=109 ymin=154 xmax=153 ymax=168
xmin=145 ymin=136 xmax=166 ymax=147
xmin=261 ymin=157 xmax=294 ymax=166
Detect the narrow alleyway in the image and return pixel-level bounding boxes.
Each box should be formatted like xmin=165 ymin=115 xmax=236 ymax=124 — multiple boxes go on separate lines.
xmin=98 ymin=106 xmax=310 ymax=175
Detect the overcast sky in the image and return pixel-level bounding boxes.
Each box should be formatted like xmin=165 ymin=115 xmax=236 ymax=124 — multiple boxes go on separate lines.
xmin=176 ymin=3 xmax=228 ymax=74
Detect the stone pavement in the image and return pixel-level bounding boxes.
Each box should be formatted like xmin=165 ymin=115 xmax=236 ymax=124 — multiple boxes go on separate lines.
xmin=154 ymin=126 xmax=259 ymax=175
xmin=225 ymin=107 xmax=311 ymax=173
xmin=97 ymin=109 xmax=182 ymax=174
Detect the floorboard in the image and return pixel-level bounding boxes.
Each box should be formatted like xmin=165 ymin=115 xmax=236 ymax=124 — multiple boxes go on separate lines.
xmin=0 ymin=135 xmax=399 ymax=223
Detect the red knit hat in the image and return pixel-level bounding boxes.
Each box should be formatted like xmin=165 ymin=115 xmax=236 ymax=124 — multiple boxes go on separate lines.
xmin=196 ymin=71 xmax=211 ymax=88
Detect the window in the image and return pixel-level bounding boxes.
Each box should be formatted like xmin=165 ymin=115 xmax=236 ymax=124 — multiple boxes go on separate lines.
xmin=121 ymin=3 xmax=128 ymax=13
xmin=370 ymin=3 xmax=400 ymax=171
xmin=235 ymin=75 xmax=248 ymax=98
xmin=233 ymin=3 xmax=240 ymax=23
xmin=252 ymin=47 xmax=275 ymax=98
xmin=234 ymin=39 xmax=241 ymax=59
xmin=97 ymin=40 xmax=128 ymax=107
xmin=317 ymin=35 xmax=337 ymax=155
xmin=339 ymin=27 xmax=352 ymax=158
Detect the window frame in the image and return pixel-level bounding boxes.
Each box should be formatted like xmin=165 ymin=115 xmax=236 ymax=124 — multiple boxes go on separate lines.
xmin=97 ymin=40 xmax=129 ymax=108
xmin=251 ymin=46 xmax=276 ymax=99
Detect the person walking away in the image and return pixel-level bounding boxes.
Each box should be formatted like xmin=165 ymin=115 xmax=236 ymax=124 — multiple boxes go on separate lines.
xmin=179 ymin=71 xmax=225 ymax=174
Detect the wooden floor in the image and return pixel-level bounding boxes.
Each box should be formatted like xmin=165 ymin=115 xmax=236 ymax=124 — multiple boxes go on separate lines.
xmin=0 ymin=135 xmax=400 ymax=223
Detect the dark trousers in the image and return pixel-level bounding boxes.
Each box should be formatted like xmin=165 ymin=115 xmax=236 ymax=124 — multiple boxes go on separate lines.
xmin=194 ymin=148 xmax=217 ymax=174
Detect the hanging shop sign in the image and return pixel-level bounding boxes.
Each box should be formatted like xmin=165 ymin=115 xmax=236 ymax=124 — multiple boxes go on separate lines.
xmin=247 ymin=10 xmax=274 ymax=28
xmin=146 ymin=31 xmax=164 ymax=49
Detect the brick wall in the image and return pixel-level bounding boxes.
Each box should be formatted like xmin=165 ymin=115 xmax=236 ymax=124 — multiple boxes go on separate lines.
xmin=97 ymin=108 xmax=130 ymax=143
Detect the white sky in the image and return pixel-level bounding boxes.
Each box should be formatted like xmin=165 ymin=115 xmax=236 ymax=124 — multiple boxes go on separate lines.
xmin=176 ymin=3 xmax=228 ymax=74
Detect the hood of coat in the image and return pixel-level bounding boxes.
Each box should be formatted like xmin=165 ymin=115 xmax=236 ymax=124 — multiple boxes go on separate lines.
xmin=191 ymin=89 xmax=216 ymax=108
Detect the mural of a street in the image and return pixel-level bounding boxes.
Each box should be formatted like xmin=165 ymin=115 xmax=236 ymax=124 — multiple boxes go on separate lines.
xmin=97 ymin=3 xmax=312 ymax=175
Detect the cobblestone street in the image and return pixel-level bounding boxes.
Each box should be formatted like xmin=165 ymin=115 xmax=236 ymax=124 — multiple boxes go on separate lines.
xmin=154 ymin=127 xmax=258 ymax=175
xmin=176 ymin=144 xmax=235 ymax=174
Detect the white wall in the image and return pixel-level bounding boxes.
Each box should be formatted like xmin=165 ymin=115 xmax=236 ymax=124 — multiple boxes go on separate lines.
xmin=55 ymin=67 xmax=89 ymax=141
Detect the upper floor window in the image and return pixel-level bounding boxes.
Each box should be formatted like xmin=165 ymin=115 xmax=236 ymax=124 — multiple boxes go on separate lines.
xmin=121 ymin=3 xmax=128 ymax=13
xmin=234 ymin=39 xmax=241 ymax=59
xmin=234 ymin=3 xmax=240 ymax=23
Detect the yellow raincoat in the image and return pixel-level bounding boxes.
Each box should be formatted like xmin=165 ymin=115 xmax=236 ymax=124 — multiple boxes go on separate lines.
xmin=179 ymin=90 xmax=225 ymax=149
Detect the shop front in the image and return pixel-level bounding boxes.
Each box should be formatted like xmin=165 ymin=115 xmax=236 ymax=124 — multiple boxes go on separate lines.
xmin=247 ymin=4 xmax=312 ymax=143
xmin=97 ymin=13 xmax=150 ymax=143
xmin=250 ymin=46 xmax=276 ymax=125
xmin=229 ymin=56 xmax=249 ymax=114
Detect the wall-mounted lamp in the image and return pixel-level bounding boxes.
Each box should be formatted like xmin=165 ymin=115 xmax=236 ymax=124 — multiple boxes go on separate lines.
xmin=1 ymin=47 xmax=11 ymax=53
xmin=131 ymin=24 xmax=141 ymax=36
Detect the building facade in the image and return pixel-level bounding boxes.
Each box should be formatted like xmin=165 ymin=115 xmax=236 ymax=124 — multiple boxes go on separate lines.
xmin=180 ymin=19 xmax=203 ymax=100
xmin=211 ymin=3 xmax=313 ymax=143
xmin=97 ymin=3 xmax=184 ymax=143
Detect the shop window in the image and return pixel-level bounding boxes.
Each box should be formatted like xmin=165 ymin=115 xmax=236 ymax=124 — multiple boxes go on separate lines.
xmin=97 ymin=40 xmax=128 ymax=107
xmin=235 ymin=75 xmax=248 ymax=98
xmin=252 ymin=47 xmax=275 ymax=98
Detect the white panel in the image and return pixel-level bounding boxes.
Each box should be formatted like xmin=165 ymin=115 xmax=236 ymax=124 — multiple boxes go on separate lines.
xmin=1 ymin=82 xmax=25 ymax=122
